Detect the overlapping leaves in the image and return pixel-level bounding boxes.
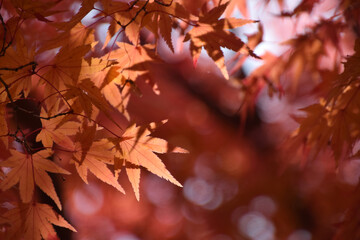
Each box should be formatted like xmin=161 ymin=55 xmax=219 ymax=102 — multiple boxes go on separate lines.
xmin=184 ymin=2 xmax=258 ymax=79
xmin=0 ymin=0 xmax=257 ymax=239
xmin=291 ymin=39 xmax=360 ymax=162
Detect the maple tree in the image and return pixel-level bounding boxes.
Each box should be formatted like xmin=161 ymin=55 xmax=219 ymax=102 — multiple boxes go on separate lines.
xmin=0 ymin=0 xmax=360 ymax=239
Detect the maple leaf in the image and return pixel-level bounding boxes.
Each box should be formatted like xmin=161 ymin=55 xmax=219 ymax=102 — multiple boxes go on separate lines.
xmin=38 ymin=44 xmax=91 ymax=97
xmin=122 ymin=3 xmax=147 ymax=45
xmin=212 ymin=0 xmax=248 ymax=17
xmin=99 ymin=0 xmax=129 ymax=48
xmin=291 ymin=38 xmax=360 ymax=162
xmin=109 ymin=42 xmax=159 ymax=80
xmin=281 ymin=19 xmax=345 ymax=92
xmin=0 ymin=33 xmax=35 ymax=97
xmin=24 ymin=203 xmax=76 ymax=240
xmin=329 ymin=39 xmax=360 ymax=101
xmin=38 ymin=23 xmax=95 ymax=52
xmin=184 ymin=2 xmax=257 ymax=79
xmin=110 ymin=123 xmax=188 ymax=200
xmin=0 ymin=204 xmax=24 ymax=240
xmin=143 ymin=1 xmax=193 ymax=52
xmin=0 ymin=203 xmax=76 ymax=240
xmin=290 ymin=94 xmax=358 ymax=162
xmin=52 ymin=0 xmax=97 ymax=31
xmin=0 ymin=151 xmax=35 ymax=204
xmin=0 ymin=149 xmax=70 ymax=209
xmin=282 ymin=34 xmax=324 ymax=92
xmin=72 ymin=124 xmax=125 ymax=193
xmin=79 ymin=57 xmax=130 ymax=117
xmin=64 ymin=78 xmax=112 ymax=117
xmin=100 ymin=0 xmax=147 ymax=46
xmin=36 ymin=107 xmax=80 ymax=150
xmin=64 ymin=77 xmax=125 ymax=130
xmin=10 ymin=0 xmax=62 ymax=22
xmin=145 ymin=9 xmax=174 ymax=52
xmin=290 ymin=103 xmax=329 ymax=151
xmin=326 ymin=83 xmax=360 ymax=160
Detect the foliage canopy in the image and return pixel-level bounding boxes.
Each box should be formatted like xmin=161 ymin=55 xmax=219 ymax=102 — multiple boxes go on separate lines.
xmin=0 ymin=0 xmax=360 ymax=239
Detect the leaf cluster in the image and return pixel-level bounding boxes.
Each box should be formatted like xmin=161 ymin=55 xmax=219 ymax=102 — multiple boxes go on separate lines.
xmin=0 ymin=0 xmax=258 ymax=239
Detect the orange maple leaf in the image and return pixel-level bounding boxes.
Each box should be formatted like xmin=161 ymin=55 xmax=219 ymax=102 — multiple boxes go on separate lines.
xmin=110 ymin=123 xmax=188 ymax=200
xmin=64 ymin=77 xmax=124 ymax=130
xmin=10 ymin=0 xmax=62 ymax=22
xmin=39 ymin=23 xmax=95 ymax=52
xmin=100 ymin=0 xmax=146 ymax=46
xmin=52 ymin=0 xmax=96 ymax=31
xmin=0 ymin=149 xmax=70 ymax=210
xmin=109 ymin=42 xmax=159 ymax=80
xmin=72 ymin=125 xmax=125 ymax=193
xmin=0 ymin=33 xmax=35 ymax=97
xmin=36 ymin=107 xmax=80 ymax=150
xmin=39 ymin=45 xmax=91 ymax=97
xmin=79 ymin=57 xmax=130 ymax=119
xmin=143 ymin=1 xmax=193 ymax=52
xmin=65 ymin=78 xmax=113 ymax=117
xmin=0 ymin=203 xmax=76 ymax=240
xmin=184 ymin=2 xmax=257 ymax=79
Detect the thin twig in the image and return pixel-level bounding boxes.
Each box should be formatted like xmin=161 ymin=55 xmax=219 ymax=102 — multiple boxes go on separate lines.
xmin=0 ymin=61 xmax=37 ymax=72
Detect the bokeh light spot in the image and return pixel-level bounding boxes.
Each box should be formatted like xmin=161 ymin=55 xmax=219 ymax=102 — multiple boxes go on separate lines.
xmin=250 ymin=195 xmax=277 ymax=217
xmin=184 ymin=178 xmax=214 ymax=206
xmin=342 ymin=159 xmax=360 ymax=185
xmin=111 ymin=232 xmax=140 ymax=240
xmin=238 ymin=211 xmax=275 ymax=240
xmin=145 ymin=176 xmax=176 ymax=206
xmin=73 ymin=184 xmax=104 ymax=215
xmin=287 ymin=230 xmax=312 ymax=240
xmin=211 ymin=234 xmax=232 ymax=240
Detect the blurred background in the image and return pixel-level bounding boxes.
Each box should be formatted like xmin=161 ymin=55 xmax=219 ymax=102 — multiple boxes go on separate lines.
xmin=59 ymin=1 xmax=359 ymax=239
xmin=2 ymin=0 xmax=360 ymax=239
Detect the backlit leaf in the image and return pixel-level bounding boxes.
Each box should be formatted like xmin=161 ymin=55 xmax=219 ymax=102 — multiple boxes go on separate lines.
xmin=111 ymin=123 xmax=188 ymax=199
xmin=72 ymin=137 xmax=125 ymax=193
xmin=184 ymin=2 xmax=257 ymax=79
xmin=0 ymin=149 xmax=70 ymax=209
